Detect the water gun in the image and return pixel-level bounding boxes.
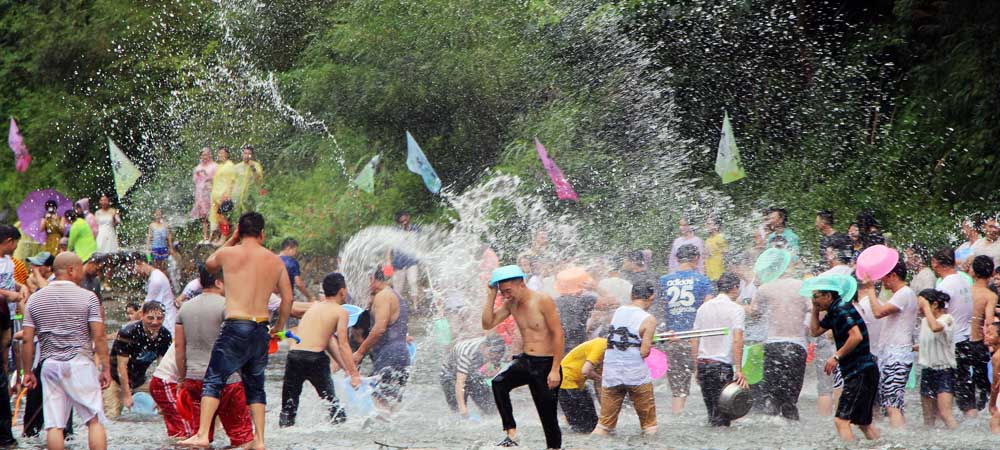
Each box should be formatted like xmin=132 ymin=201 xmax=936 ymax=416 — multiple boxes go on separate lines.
xmin=653 ymin=327 xmax=729 ymax=343
xmin=268 ymin=330 xmax=301 ymax=354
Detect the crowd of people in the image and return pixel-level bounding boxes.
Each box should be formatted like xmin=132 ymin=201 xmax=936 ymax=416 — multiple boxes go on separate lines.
xmin=2 ymin=202 xmax=1000 ymax=449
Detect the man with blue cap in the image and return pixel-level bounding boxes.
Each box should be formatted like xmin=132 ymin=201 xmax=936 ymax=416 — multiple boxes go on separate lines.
xmin=806 ymin=274 xmax=880 ymax=442
xmin=483 ymin=264 xmax=564 ymax=449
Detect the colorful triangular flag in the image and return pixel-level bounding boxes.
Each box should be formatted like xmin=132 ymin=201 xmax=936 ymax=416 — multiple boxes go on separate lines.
xmin=534 ymin=137 xmax=578 ymax=201
xmin=8 ymin=118 xmax=31 ymax=173
xmin=715 ymin=112 xmax=746 ymax=184
xmin=405 ymin=131 xmax=442 ymax=194
xmin=108 ymin=137 xmax=142 ymax=199
xmin=353 ymin=153 xmax=381 ymax=194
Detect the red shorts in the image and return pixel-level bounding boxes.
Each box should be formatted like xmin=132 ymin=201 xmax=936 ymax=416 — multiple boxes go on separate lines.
xmin=183 ymin=379 xmax=253 ymax=446
xmin=149 ymin=377 xmax=194 ymax=438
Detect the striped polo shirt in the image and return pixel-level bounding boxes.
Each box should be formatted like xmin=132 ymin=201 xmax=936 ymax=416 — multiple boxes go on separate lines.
xmin=24 ymin=280 xmax=102 ymax=361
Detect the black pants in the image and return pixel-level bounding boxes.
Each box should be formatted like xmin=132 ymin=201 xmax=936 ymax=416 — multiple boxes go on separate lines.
xmin=23 ymin=360 xmax=73 ymax=438
xmin=762 ymin=342 xmax=806 ymax=420
xmin=697 ymin=360 xmax=734 ymax=426
xmin=491 ymin=354 xmax=561 ymax=449
xmin=440 ymin=372 xmax=495 ymax=414
xmin=0 ymin=358 xmax=13 ymax=443
xmin=955 ymin=340 xmax=991 ymax=412
xmin=279 ymin=350 xmax=345 ymax=427
xmin=558 ymin=386 xmax=598 ymax=433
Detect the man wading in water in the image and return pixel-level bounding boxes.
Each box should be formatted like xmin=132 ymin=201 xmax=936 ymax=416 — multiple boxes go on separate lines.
xmin=482 ymin=265 xmax=564 ymax=449
xmin=180 ymin=212 xmax=293 ymax=450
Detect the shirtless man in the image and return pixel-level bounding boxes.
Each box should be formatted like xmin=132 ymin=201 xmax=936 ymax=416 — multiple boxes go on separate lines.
xmin=963 ymin=255 xmax=998 ymax=417
xmin=280 ymin=272 xmax=361 ymax=427
xmin=482 ymin=265 xmax=564 ymax=449
xmin=180 ymin=212 xmax=293 ymax=449
xmin=353 ymin=267 xmax=411 ymax=413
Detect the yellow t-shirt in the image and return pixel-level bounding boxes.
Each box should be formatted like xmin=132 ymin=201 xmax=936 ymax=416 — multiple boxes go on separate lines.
xmin=559 ymin=338 xmax=607 ymax=390
xmin=705 ymin=233 xmax=729 ymax=281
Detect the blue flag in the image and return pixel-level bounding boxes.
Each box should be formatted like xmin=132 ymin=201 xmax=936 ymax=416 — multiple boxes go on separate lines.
xmin=405 ymin=131 xmax=442 ymax=194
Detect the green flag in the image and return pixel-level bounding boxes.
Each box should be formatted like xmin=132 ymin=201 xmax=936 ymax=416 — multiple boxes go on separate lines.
xmin=108 ymin=137 xmax=141 ymax=199
xmin=715 ymin=112 xmax=746 ymax=184
xmin=352 ymin=153 xmax=380 ymax=193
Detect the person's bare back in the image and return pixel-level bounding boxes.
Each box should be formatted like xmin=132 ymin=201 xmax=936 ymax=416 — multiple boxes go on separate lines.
xmin=294 ymin=301 xmax=348 ymax=352
xmin=207 ymin=227 xmax=292 ymax=328
xmin=971 ymin=284 xmax=997 ymax=342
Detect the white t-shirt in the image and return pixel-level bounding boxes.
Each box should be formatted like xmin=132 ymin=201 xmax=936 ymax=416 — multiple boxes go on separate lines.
xmin=910 ymin=267 xmax=937 ymax=297
xmin=918 ymin=314 xmax=956 ymax=369
xmin=971 ymin=238 xmax=1000 ymax=267
xmin=598 ymin=277 xmax=632 ymax=306
xmin=855 ymin=296 xmax=882 ymax=355
xmin=181 ymin=278 xmax=202 ymax=300
xmin=0 ymin=256 xmax=14 ymax=291
xmin=693 ymin=293 xmax=745 ymax=364
xmin=146 ymin=269 xmax=176 ymax=333
xmin=875 ymin=286 xmax=918 ymax=362
xmin=152 ymin=344 xmax=179 ymax=384
xmin=938 ymin=273 xmax=973 ymax=342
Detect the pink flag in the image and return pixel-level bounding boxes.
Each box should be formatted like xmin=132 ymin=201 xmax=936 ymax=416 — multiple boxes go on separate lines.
xmin=534 ymin=137 xmax=578 ymax=201
xmin=8 ymin=118 xmax=31 ymax=173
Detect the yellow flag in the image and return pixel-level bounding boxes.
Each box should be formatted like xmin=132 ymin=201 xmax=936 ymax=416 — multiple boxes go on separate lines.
xmin=108 ymin=137 xmax=142 ymax=199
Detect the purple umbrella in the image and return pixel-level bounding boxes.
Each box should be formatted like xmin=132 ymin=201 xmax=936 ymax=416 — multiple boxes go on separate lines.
xmin=17 ymin=189 xmax=73 ymax=244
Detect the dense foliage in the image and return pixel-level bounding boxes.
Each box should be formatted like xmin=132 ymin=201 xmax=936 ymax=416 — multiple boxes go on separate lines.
xmin=0 ymin=0 xmax=997 ymax=257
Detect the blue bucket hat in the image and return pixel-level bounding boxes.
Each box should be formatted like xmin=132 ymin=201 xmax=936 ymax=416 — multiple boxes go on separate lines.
xmin=753 ymin=248 xmax=792 ymax=284
xmin=800 ymin=274 xmax=857 ymax=306
xmin=490 ymin=265 xmax=526 ymax=287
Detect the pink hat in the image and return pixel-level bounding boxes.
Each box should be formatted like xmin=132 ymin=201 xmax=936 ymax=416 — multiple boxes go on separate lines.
xmin=555 ymin=266 xmax=594 ymax=296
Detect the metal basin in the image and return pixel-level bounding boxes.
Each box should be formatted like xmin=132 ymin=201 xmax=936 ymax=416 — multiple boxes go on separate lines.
xmin=717 ymin=382 xmax=752 ymax=419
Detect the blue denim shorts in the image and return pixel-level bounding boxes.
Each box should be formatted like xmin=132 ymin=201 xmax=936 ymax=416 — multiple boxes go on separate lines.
xmin=202 ymin=320 xmax=270 ymax=405
xmin=920 ymin=367 xmax=955 ymax=398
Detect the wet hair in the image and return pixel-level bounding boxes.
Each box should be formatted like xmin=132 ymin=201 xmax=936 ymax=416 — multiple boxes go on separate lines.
xmin=907 ymin=243 xmax=929 ymax=264
xmin=816 ymin=210 xmax=834 ymax=226
xmin=0 ymin=225 xmax=21 ymax=243
xmin=141 ymin=301 xmax=165 ymax=314
xmin=353 ymin=310 xmax=372 ymax=339
xmin=631 ymin=279 xmax=656 ymax=299
xmin=323 ymin=272 xmax=347 ymax=297
xmin=125 ymin=302 xmax=140 ymax=312
xmin=825 ymin=234 xmax=854 ymax=264
xmin=484 ymin=334 xmax=506 ymax=353
xmin=856 ymin=210 xmax=881 ymax=231
xmin=767 ymin=207 xmax=788 ymax=225
xmin=237 ymin=212 xmax=265 ymax=238
xmin=394 ymin=210 xmax=410 ymax=223
xmin=675 ymin=244 xmax=700 ymax=262
xmin=966 ymin=214 xmax=986 ymax=233
xmin=887 ymin=260 xmax=908 ymax=281
xmin=372 ymin=265 xmax=388 ymax=282
xmin=626 ymin=250 xmax=646 ymax=267
xmin=281 ymin=237 xmax=299 ymax=250
xmin=716 ymin=273 xmax=741 ymax=293
xmin=932 ymin=247 xmax=955 ymax=268
xmin=972 ymin=255 xmax=995 ymax=279
xmin=129 ymin=252 xmax=147 ymax=266
xmin=242 ymin=144 xmax=254 ymax=152
xmin=919 ymin=288 xmax=950 ymax=309
xmin=198 ymin=263 xmax=222 ymax=287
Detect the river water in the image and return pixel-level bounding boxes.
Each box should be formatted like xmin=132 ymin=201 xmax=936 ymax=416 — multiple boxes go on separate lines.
xmin=17 ymin=314 xmax=998 ymax=450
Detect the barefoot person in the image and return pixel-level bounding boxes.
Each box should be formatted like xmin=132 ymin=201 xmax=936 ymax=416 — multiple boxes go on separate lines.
xmin=352 ymin=267 xmax=411 ymax=413
xmin=807 ymin=274 xmax=880 ymax=442
xmin=180 ymin=212 xmax=293 ymax=449
xmin=915 ymin=289 xmax=959 ymax=429
xmin=174 ymin=265 xmax=253 ymax=447
xmin=482 ymin=265 xmax=564 ymax=449
xmin=280 ymin=272 xmax=362 ymax=427
xmin=21 ymin=252 xmax=110 ymax=450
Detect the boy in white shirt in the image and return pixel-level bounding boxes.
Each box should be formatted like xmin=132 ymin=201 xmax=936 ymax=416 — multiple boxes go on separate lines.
xmin=693 ymin=273 xmax=747 ymax=426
